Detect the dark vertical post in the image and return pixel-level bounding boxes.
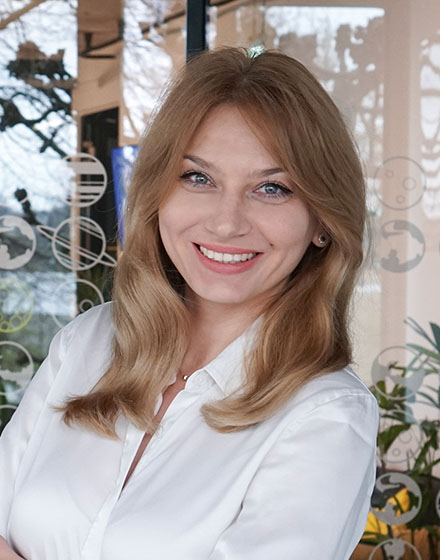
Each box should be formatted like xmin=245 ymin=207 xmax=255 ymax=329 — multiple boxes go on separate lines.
xmin=186 ymin=0 xmax=208 ymax=61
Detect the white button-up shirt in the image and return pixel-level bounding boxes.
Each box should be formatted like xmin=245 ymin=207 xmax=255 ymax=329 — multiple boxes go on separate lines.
xmin=0 ymin=302 xmax=379 ymax=560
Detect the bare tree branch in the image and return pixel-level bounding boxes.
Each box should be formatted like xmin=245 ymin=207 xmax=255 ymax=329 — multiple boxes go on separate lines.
xmin=22 ymin=77 xmax=77 ymax=90
xmin=0 ymin=0 xmax=47 ymax=31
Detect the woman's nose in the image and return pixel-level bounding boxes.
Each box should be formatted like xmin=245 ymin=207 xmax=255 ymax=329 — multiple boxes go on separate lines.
xmin=203 ymin=193 xmax=252 ymax=239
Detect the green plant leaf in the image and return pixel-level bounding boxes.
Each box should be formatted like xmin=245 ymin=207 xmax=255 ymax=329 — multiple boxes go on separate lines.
xmin=417 ymin=391 xmax=439 ymax=407
xmin=430 ymin=322 xmax=440 ymax=353
xmin=378 ymin=423 xmax=412 ymax=454
xmin=381 ymin=411 xmax=416 ymax=424
xmin=405 ymin=317 xmax=437 ymax=348
xmin=417 ymin=457 xmax=440 ymax=475
xmin=407 ymin=343 xmax=440 ymax=364
xmin=413 ymin=431 xmax=439 ymax=472
xmin=370 ymin=380 xmax=413 ymax=410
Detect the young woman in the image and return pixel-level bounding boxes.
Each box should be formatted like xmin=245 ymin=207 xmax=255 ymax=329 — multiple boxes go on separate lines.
xmin=0 ymin=47 xmax=379 ymax=560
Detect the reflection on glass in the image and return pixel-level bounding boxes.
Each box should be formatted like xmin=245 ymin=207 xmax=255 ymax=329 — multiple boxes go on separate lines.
xmin=421 ymin=36 xmax=440 ymax=218
xmin=0 ymin=1 xmax=78 ymax=428
xmin=122 ymin=0 xmax=185 ymax=141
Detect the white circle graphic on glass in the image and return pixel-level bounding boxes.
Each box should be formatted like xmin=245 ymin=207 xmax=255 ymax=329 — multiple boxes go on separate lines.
xmin=379 ymin=419 xmax=422 ymax=468
xmin=37 ymin=217 xmax=116 ymax=271
xmin=368 ymin=539 xmax=421 ymax=560
xmin=0 ymin=341 xmax=34 ymax=397
xmin=0 ymin=215 xmax=36 ymax=270
xmin=371 ymin=472 xmax=421 ymax=525
xmin=54 ymin=152 xmax=108 ymax=207
xmin=380 ymin=220 xmax=425 ymax=273
xmin=374 ymin=156 xmax=425 ymax=210
xmin=372 ymin=346 xmax=425 ymax=400
xmin=50 ymin=278 xmax=104 ymax=328
xmin=0 ymin=277 xmax=34 ymax=332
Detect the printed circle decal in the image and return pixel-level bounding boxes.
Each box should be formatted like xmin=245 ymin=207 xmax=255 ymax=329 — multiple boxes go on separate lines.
xmin=37 ymin=216 xmax=116 ymax=271
xmin=374 ymin=156 xmax=425 ymax=210
xmin=379 ymin=419 xmax=422 ymax=468
xmin=50 ymin=278 xmax=104 ymax=327
xmin=368 ymin=538 xmax=421 ymax=560
xmin=54 ymin=152 xmax=108 ymax=207
xmin=372 ymin=346 xmax=425 ymax=401
xmin=380 ymin=220 xmax=425 ymax=273
xmin=371 ymin=472 xmax=421 ymax=525
xmin=0 ymin=215 xmax=36 ymax=270
xmin=0 ymin=341 xmax=34 ymax=397
xmin=0 ymin=277 xmax=34 ymax=332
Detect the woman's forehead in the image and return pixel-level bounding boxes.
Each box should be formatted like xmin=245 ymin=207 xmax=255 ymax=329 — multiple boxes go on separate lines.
xmin=181 ymin=105 xmax=286 ymax=168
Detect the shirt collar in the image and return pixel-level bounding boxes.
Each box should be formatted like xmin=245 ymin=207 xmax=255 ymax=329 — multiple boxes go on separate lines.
xmin=203 ymin=313 xmax=264 ymax=396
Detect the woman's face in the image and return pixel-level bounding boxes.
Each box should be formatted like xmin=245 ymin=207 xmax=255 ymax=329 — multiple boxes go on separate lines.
xmin=158 ymin=105 xmax=323 ymax=315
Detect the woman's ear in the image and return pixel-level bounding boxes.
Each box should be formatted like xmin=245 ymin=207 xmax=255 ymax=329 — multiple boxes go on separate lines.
xmin=312 ymin=231 xmax=330 ymax=248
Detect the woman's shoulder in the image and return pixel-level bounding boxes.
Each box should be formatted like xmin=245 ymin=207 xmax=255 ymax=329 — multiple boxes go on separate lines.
xmin=45 ymin=302 xmax=116 ymax=395
xmin=64 ymin=301 xmax=114 ymax=334
xmin=58 ymin=301 xmax=114 ymax=348
xmin=294 ymin=365 xmax=376 ymax=406
xmin=280 ymin=366 xmax=379 ymax=438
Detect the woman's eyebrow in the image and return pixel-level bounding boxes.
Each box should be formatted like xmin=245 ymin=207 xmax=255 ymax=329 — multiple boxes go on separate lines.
xmin=183 ymin=154 xmax=285 ymax=178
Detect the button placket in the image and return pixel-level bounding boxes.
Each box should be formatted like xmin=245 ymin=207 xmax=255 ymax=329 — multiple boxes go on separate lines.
xmin=82 ymin=420 xmax=139 ymax=558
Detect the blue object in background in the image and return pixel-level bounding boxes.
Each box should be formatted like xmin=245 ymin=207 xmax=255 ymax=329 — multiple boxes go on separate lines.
xmin=111 ymin=145 xmax=139 ymax=247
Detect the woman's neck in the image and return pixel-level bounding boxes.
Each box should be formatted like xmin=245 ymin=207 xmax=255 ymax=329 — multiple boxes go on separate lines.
xmin=180 ymin=303 xmax=261 ymax=375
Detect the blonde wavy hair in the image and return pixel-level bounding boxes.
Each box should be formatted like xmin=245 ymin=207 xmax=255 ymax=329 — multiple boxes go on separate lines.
xmin=61 ymin=47 xmax=366 ymax=438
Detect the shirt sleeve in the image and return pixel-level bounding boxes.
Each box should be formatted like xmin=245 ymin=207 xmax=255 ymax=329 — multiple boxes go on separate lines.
xmin=208 ymin=391 xmax=379 ymax=560
xmin=0 ymin=321 xmax=73 ymax=538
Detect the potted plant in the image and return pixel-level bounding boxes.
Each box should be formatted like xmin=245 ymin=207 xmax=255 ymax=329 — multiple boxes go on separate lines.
xmin=353 ymin=319 xmax=440 ymax=560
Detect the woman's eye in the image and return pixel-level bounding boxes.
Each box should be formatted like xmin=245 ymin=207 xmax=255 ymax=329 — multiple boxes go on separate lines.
xmin=179 ymin=172 xmax=292 ymax=201
xmin=180 ymin=171 xmax=211 ymax=186
xmin=255 ymin=182 xmax=293 ymax=201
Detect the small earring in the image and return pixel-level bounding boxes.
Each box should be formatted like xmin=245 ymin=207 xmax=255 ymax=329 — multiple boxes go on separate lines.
xmin=317 ymin=234 xmax=328 ymax=246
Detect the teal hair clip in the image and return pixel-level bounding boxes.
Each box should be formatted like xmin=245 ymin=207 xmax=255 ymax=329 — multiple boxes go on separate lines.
xmin=247 ymin=44 xmax=265 ymax=58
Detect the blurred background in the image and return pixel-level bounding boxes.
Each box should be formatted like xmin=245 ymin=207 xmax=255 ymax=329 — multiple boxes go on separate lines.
xmin=0 ymin=1 xmax=439 ymax=557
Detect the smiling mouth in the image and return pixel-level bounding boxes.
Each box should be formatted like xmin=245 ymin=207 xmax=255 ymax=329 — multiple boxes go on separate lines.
xmin=195 ymin=243 xmax=261 ymax=264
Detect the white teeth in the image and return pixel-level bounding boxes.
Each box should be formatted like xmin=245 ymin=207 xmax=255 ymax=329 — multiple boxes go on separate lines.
xmin=198 ymin=245 xmax=257 ymax=263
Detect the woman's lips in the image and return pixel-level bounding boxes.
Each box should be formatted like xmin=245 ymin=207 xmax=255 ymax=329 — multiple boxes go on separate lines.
xmin=192 ymin=243 xmax=263 ymax=275
xmin=196 ymin=242 xmax=262 ymax=254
